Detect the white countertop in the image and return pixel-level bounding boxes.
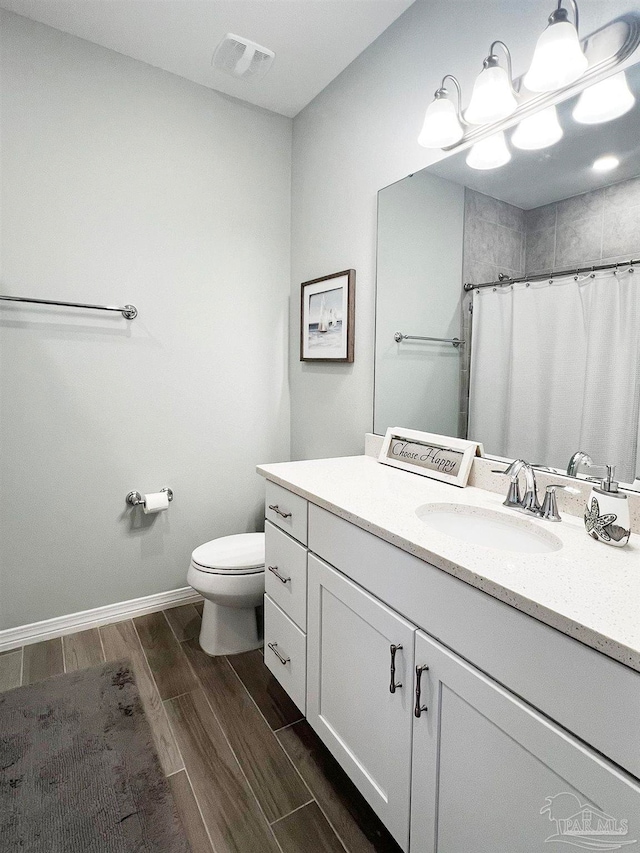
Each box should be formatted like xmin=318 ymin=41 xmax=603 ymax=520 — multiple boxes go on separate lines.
xmin=258 ymin=455 xmax=640 ymax=673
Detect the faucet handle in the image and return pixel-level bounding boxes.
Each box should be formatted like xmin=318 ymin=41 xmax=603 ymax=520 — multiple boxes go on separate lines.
xmin=492 ymin=461 xmax=526 ymax=509
xmin=540 ymin=484 xmax=581 ymax=522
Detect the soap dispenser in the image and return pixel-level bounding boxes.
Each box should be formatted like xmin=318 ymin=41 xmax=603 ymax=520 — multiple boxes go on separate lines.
xmin=584 ymin=466 xmax=631 ymax=547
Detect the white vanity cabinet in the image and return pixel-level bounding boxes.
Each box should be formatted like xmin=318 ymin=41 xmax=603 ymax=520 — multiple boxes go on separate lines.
xmin=307 ymin=554 xmax=416 ymax=850
xmin=261 ymin=481 xmax=640 ymax=852
xmin=411 ymin=630 xmax=640 ymax=853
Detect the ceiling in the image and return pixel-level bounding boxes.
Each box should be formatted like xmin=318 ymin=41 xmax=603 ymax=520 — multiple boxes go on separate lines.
xmin=0 ymin=0 xmax=415 ymax=117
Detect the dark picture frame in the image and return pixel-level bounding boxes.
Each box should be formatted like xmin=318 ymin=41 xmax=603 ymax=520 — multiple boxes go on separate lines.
xmin=300 ymin=269 xmax=355 ymax=362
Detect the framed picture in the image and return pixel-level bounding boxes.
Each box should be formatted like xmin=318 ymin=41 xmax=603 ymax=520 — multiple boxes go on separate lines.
xmin=300 ymin=269 xmax=355 ymax=362
xmin=378 ymin=427 xmax=483 ymax=488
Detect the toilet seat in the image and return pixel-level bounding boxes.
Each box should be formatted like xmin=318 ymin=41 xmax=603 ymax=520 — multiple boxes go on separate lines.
xmin=190 ymin=532 xmax=265 ymax=575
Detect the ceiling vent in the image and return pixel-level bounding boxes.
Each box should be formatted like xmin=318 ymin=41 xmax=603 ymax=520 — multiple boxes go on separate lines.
xmin=212 ymin=34 xmax=275 ymax=82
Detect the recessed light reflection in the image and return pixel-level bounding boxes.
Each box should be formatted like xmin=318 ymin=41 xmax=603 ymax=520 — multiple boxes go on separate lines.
xmin=592 ymin=155 xmax=620 ymax=173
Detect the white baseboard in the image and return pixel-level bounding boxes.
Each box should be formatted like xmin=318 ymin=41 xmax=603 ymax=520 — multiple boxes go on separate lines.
xmin=0 ymin=587 xmax=202 ymax=652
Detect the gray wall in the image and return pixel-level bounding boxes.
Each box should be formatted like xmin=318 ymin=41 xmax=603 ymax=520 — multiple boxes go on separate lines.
xmin=289 ymin=0 xmax=637 ymax=460
xmin=0 ymin=13 xmax=292 ymax=629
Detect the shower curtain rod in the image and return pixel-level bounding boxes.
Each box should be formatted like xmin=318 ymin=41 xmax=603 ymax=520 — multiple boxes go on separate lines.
xmin=463 ymin=257 xmax=640 ymax=292
xmin=0 ymin=294 xmax=138 ymax=319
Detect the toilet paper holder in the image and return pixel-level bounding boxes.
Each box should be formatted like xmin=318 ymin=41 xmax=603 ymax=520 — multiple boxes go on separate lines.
xmin=126 ymin=487 xmax=173 ymax=507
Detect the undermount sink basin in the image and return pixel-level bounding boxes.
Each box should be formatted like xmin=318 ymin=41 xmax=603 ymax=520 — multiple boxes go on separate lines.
xmin=416 ymin=503 xmax=563 ymax=554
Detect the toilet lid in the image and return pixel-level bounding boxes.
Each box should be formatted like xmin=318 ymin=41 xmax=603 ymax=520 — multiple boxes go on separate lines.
xmin=191 ymin=532 xmax=265 ymax=573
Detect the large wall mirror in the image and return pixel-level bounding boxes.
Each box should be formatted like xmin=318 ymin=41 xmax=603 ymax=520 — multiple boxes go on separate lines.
xmin=375 ymin=59 xmax=640 ymax=490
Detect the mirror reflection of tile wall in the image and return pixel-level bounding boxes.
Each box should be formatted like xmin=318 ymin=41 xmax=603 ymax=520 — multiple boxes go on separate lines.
xmin=460 ymin=191 xmax=526 ymax=437
xmin=524 ymin=176 xmax=640 ymax=274
xmin=457 ymin=179 xmax=640 ymax=442
xmin=462 ymin=175 xmax=640 ymax=285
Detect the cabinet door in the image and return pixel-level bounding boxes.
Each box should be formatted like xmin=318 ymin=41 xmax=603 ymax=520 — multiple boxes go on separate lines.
xmin=307 ymin=554 xmax=415 ymax=851
xmin=411 ymin=630 xmax=640 ymax=853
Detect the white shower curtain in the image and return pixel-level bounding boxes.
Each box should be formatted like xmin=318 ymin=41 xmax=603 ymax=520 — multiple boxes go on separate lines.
xmin=468 ymin=267 xmax=640 ymax=483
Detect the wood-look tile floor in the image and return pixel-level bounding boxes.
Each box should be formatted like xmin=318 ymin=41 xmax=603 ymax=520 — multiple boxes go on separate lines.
xmin=0 ymin=603 xmax=402 ymax=853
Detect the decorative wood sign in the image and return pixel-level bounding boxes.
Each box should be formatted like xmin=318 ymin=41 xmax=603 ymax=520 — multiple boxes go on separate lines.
xmin=378 ymin=428 xmax=483 ymax=488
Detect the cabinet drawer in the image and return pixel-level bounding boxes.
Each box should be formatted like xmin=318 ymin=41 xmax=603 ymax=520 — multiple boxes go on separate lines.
xmin=265 ymin=522 xmax=307 ymax=631
xmin=265 ymin=481 xmax=308 ymax=545
xmin=264 ymin=594 xmax=306 ymax=714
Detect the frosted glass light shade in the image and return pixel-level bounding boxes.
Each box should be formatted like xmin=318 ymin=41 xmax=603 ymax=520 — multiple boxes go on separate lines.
xmin=573 ymin=72 xmax=635 ymax=124
xmin=465 ymin=65 xmax=518 ymax=125
xmin=524 ymin=19 xmax=588 ymax=93
xmin=418 ymin=97 xmax=464 ymax=148
xmin=466 ymin=132 xmax=511 ymax=170
xmin=512 ymin=106 xmax=563 ymax=150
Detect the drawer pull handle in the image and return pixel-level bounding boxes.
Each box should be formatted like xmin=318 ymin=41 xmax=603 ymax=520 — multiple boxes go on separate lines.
xmin=389 ymin=644 xmax=403 ymax=693
xmin=268 ymin=565 xmax=291 ymax=584
xmin=268 ymin=642 xmax=290 ymax=665
xmin=414 ymin=665 xmax=429 ymax=717
xmin=268 ymin=504 xmax=292 ymax=519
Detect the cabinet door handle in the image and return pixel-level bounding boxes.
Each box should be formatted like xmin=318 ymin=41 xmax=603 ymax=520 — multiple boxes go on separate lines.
xmin=268 ymin=642 xmax=290 ymax=665
xmin=414 ymin=665 xmax=429 ymax=717
xmin=268 ymin=565 xmax=291 ymax=584
xmin=389 ymin=644 xmax=403 ymax=693
xmin=268 ymin=504 xmax=292 ymax=519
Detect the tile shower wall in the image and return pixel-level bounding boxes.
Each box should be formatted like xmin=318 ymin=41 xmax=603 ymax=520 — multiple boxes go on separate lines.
xmin=459 ymin=190 xmax=525 ymax=436
xmin=524 ymin=175 xmax=640 ymax=274
xmin=462 ymin=189 xmax=525 ymax=285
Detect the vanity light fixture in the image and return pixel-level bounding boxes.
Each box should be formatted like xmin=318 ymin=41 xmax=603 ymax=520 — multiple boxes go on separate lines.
xmin=466 ymin=131 xmax=511 ymax=170
xmin=524 ymin=0 xmax=588 ymax=93
xmin=512 ymin=105 xmax=563 ymax=150
xmin=592 ymin=154 xmax=620 ymax=172
xmin=464 ymin=41 xmax=518 ymax=125
xmin=572 ymin=70 xmax=635 ymax=124
xmin=418 ymin=75 xmax=465 ymax=148
xmin=416 ymin=3 xmax=639 ymax=169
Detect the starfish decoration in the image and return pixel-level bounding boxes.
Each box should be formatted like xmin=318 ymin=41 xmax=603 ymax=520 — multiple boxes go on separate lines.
xmin=584 ymin=496 xmax=617 ymax=542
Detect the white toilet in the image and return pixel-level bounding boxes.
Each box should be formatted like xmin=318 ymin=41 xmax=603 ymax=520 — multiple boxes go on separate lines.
xmin=187 ymin=532 xmax=265 ymax=656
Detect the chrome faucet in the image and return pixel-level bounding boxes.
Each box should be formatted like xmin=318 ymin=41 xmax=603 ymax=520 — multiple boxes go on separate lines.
xmin=567 ymin=450 xmax=592 ymax=478
xmin=493 ymin=459 xmax=579 ymax=521
xmin=494 ymin=459 xmax=541 ymax=515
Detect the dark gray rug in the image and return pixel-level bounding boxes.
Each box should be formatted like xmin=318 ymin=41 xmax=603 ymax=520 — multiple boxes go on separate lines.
xmin=0 ymin=659 xmax=191 ymax=853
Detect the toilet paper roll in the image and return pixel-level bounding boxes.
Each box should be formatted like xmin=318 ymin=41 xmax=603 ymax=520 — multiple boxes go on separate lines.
xmin=143 ymin=491 xmax=170 ymax=514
